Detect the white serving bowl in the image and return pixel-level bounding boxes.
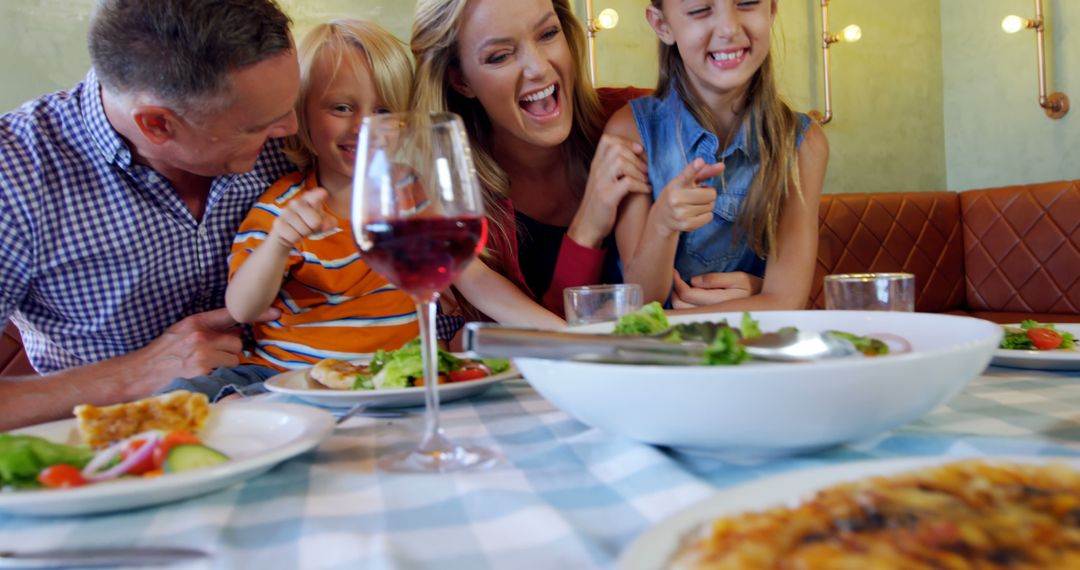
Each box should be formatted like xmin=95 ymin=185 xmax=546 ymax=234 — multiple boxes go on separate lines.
xmin=514 ymin=311 xmax=1001 ymax=459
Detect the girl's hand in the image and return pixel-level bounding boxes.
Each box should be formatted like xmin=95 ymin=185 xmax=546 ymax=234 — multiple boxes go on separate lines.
xmin=670 ymin=271 xmax=762 ymax=309
xmin=651 ymin=159 xmax=725 ymax=235
xmin=568 ymin=134 xmax=651 ymax=248
xmin=269 ymin=188 xmax=334 ymax=249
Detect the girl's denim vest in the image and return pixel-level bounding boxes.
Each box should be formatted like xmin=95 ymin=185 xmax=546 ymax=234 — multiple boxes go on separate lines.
xmin=630 ymin=90 xmax=811 ymax=282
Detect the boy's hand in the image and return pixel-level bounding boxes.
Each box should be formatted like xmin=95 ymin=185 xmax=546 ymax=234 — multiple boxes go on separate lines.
xmin=652 ymin=158 xmax=724 ymax=235
xmin=269 ymin=188 xmax=335 ymax=249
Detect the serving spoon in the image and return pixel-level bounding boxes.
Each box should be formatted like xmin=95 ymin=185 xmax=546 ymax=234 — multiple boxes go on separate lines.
xmin=464 ymin=324 xmax=859 ymax=365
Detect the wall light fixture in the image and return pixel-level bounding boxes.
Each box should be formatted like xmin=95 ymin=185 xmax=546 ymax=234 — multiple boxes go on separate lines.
xmin=1001 ymin=0 xmax=1069 ymax=119
xmin=585 ymin=1 xmax=619 ymax=85
xmin=808 ymin=0 xmax=861 ymax=125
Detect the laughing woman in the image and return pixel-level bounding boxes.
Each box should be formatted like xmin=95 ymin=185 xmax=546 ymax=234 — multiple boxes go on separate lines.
xmin=411 ymin=0 xmax=652 ymax=328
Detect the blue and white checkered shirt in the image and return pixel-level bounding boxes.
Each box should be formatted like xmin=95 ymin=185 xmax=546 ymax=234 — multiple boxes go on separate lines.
xmin=0 ymin=70 xmax=293 ymax=373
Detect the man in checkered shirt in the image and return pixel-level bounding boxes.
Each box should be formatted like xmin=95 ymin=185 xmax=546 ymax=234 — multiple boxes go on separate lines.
xmin=0 ymin=0 xmax=301 ymax=429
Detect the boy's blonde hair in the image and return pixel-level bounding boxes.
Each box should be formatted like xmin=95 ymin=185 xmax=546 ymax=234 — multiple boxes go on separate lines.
xmin=652 ymin=0 xmax=802 ymax=258
xmin=410 ymin=0 xmax=606 ymax=264
xmin=284 ymin=19 xmax=414 ymax=169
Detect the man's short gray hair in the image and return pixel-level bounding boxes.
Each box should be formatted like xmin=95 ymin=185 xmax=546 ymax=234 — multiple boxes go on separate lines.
xmin=89 ymin=0 xmax=292 ymax=116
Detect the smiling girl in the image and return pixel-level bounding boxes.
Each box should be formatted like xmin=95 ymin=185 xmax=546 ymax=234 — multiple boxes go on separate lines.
xmin=607 ymin=0 xmax=829 ymax=311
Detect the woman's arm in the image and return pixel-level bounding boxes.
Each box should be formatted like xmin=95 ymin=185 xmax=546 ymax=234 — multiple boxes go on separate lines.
xmin=226 ymin=189 xmax=332 ymax=323
xmin=671 ymin=122 xmax=830 ymax=314
xmin=538 ymin=105 xmax=652 ymax=313
xmin=455 ymin=260 xmax=566 ymax=329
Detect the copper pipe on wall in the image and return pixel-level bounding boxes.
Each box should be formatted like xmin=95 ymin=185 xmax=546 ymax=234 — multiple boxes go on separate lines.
xmin=1031 ymin=0 xmax=1069 ymax=118
xmin=809 ymin=0 xmax=836 ymax=125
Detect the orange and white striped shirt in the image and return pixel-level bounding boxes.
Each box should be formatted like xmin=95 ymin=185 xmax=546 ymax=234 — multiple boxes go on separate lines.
xmin=229 ymin=170 xmax=418 ymax=370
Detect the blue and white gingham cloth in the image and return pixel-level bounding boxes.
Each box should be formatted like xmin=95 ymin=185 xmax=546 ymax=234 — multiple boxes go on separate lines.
xmin=0 ymin=70 xmax=293 ymax=372
xmin=2 ymin=365 xmax=1079 ymax=569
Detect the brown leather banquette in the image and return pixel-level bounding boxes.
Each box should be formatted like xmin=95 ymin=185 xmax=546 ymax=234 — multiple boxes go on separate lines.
xmin=811 ymin=179 xmax=1080 ymax=324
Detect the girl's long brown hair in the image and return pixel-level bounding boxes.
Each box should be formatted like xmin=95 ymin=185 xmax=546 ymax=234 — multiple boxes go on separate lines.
xmin=653 ymin=0 xmax=802 ymax=257
xmin=411 ymin=0 xmax=605 ymax=315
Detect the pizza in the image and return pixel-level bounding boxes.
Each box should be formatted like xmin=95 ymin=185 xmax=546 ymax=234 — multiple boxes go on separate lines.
xmin=73 ymin=390 xmax=210 ymax=449
xmin=670 ymin=460 xmax=1080 ymax=569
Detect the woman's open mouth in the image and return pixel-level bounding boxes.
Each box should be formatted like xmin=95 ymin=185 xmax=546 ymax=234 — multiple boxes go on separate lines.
xmin=518 ymin=83 xmax=560 ymax=120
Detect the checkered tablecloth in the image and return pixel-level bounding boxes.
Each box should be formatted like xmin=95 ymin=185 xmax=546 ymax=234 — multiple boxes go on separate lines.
xmin=2 ymin=366 xmax=1079 ymax=569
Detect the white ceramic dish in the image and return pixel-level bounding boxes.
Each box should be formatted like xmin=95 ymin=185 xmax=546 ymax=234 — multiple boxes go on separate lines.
xmin=618 ymin=455 xmax=1080 ymax=570
xmin=514 ymin=311 xmax=1001 ymax=458
xmin=1 ymin=402 xmax=334 ymax=516
xmin=263 ymin=364 xmax=518 ymax=408
xmin=991 ymin=323 xmax=1080 ymax=370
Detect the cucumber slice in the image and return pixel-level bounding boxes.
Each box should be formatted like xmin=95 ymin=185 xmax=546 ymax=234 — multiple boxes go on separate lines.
xmin=163 ymin=444 xmax=229 ymax=473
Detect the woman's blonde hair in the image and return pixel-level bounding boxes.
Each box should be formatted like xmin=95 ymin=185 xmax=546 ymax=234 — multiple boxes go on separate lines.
xmin=284 ymin=19 xmax=414 ymax=169
xmin=652 ymin=0 xmax=802 ymax=258
xmin=411 ymin=0 xmax=605 ymax=271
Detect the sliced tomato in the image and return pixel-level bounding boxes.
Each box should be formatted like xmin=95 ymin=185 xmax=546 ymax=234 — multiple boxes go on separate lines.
xmin=1027 ymin=327 xmax=1063 ymax=350
xmin=38 ymin=464 xmax=87 ymax=488
xmin=152 ymin=431 xmax=203 ymax=471
xmin=447 ymin=368 xmax=488 ymax=382
xmin=121 ymin=439 xmax=157 ymax=476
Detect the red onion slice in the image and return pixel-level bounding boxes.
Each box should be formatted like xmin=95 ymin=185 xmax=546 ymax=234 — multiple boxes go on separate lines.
xmin=869 ymin=333 xmax=913 ymax=354
xmin=81 ymin=431 xmax=162 ymax=482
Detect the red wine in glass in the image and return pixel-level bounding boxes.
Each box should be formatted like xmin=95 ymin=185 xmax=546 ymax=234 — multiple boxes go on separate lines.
xmin=360 ymin=217 xmax=487 ymax=300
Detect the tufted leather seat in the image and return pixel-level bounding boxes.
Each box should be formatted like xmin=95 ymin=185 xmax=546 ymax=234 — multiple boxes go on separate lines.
xmin=812 ymin=179 xmax=1080 ymax=324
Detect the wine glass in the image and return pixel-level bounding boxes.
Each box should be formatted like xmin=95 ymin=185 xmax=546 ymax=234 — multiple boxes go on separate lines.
xmin=352 ymin=111 xmax=495 ymax=473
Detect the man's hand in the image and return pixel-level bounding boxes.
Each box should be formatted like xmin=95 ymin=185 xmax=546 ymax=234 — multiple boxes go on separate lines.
xmin=671 ymin=272 xmax=763 ymax=309
xmin=123 ymin=307 xmax=279 ymax=396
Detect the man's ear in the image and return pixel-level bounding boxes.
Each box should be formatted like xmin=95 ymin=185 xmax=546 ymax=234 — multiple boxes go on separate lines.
xmin=447 ymin=64 xmax=476 ymax=99
xmin=132 ymin=106 xmax=180 ymax=145
xmin=646 ymin=5 xmax=675 ymax=46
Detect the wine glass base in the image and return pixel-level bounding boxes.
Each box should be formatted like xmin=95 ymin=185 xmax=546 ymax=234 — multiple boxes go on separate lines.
xmin=378 ymin=444 xmax=498 ymax=473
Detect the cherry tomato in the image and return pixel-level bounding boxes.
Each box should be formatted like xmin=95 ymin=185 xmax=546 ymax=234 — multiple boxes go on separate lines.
xmin=38 ymin=464 xmax=87 ymax=488
xmin=152 ymin=431 xmax=203 ymax=471
xmin=1027 ymin=327 xmax=1063 ymax=350
xmin=121 ymin=439 xmax=158 ymax=476
xmin=447 ymin=368 xmax=487 ymax=382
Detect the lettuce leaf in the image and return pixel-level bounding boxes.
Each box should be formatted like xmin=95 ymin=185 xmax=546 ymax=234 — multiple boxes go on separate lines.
xmin=613 ymin=302 xmax=669 ymax=336
xmin=0 ymin=434 xmax=94 ymax=488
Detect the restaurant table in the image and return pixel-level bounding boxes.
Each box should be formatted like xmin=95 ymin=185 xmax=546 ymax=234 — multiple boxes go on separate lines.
xmin=2 ymin=365 xmax=1079 ymax=569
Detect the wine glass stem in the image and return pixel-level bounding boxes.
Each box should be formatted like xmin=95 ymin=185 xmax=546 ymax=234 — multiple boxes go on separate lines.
xmin=416 ymin=297 xmax=444 ymax=448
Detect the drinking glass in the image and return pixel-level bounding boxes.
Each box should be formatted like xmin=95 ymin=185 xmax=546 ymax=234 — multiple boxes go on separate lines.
xmin=824 ymin=273 xmax=915 ymax=311
xmin=564 ymin=284 xmax=643 ymax=326
xmin=352 ymin=111 xmax=495 ymax=473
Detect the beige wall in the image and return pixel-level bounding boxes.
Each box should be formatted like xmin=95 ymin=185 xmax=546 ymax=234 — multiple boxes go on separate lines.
xmin=941 ymin=0 xmax=1080 ymax=191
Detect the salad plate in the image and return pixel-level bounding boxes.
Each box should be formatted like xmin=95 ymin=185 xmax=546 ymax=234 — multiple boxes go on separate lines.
xmin=618 ymin=455 xmax=1080 ymax=570
xmin=0 ymin=402 xmax=334 ymax=516
xmin=263 ymin=362 xmax=519 ymax=409
xmin=991 ymin=323 xmax=1080 ymax=371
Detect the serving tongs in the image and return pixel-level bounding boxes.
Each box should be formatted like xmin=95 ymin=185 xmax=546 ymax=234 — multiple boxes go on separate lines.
xmin=463 ymin=323 xmax=859 ymax=365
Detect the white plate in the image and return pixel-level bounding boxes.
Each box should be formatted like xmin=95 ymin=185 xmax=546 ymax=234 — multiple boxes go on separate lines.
xmin=619 ymin=455 xmax=1080 ymax=570
xmin=1 ymin=402 xmax=334 ymax=516
xmin=991 ymin=323 xmax=1080 ymax=370
xmin=263 ymin=364 xmax=518 ymax=408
